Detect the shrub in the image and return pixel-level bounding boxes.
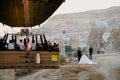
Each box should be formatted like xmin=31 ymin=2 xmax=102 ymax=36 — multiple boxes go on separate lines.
xmin=15 ymin=69 xmax=32 ymax=76
xmin=59 ymin=56 xmax=67 ymax=65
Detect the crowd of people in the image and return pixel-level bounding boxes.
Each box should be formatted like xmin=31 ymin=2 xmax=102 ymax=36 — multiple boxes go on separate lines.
xmin=47 ymin=41 xmax=59 ymax=52
xmin=7 ymin=37 xmax=36 ymax=51
xmin=0 ymin=37 xmax=59 ymax=52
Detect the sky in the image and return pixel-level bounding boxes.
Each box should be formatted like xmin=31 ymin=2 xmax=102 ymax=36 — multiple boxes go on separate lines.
xmin=1 ymin=0 xmax=120 ymax=36
xmin=53 ymin=0 xmax=120 ymax=15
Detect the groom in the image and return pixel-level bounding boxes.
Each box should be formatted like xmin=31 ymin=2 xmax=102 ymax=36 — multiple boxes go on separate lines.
xmin=77 ymin=47 xmax=82 ymax=62
xmin=89 ymin=46 xmax=93 ymax=60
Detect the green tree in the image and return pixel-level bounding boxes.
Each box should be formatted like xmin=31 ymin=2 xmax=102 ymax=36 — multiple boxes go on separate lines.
xmin=65 ymin=45 xmax=72 ymax=52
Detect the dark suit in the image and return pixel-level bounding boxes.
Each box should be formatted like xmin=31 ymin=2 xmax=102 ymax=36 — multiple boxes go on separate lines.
xmin=89 ymin=47 xmax=93 ymax=60
xmin=77 ymin=50 xmax=82 ymax=62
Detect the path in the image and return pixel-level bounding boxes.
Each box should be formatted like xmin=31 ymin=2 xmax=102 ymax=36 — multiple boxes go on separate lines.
xmin=93 ymin=52 xmax=120 ymax=80
xmin=16 ymin=52 xmax=120 ymax=80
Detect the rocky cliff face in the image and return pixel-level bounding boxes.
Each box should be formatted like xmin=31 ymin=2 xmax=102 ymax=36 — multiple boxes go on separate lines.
xmin=106 ymin=28 xmax=120 ymax=52
xmin=87 ymin=25 xmax=101 ymax=53
xmin=32 ymin=6 xmax=120 ymax=50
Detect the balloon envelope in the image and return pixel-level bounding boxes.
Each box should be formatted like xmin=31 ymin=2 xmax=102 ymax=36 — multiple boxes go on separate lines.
xmin=95 ymin=21 xmax=107 ymax=35
xmin=0 ymin=0 xmax=64 ymax=27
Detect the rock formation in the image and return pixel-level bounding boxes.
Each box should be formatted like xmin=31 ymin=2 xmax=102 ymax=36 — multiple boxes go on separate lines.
xmin=87 ymin=21 xmax=107 ymax=53
xmin=106 ymin=28 xmax=120 ymax=52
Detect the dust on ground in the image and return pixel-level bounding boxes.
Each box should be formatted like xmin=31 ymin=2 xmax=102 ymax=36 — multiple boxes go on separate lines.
xmin=16 ymin=52 xmax=120 ymax=80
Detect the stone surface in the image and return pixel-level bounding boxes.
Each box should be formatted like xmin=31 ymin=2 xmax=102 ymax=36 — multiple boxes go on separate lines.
xmin=106 ymin=28 xmax=120 ymax=51
xmin=0 ymin=69 xmax=14 ymax=80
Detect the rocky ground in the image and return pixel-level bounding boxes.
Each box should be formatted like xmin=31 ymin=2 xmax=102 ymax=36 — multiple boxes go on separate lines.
xmin=16 ymin=52 xmax=120 ymax=80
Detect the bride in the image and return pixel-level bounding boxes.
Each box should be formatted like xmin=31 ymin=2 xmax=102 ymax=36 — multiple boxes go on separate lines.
xmin=78 ymin=51 xmax=94 ymax=64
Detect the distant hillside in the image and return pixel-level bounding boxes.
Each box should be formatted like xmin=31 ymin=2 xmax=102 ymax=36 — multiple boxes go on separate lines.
xmin=32 ymin=6 xmax=120 ymax=48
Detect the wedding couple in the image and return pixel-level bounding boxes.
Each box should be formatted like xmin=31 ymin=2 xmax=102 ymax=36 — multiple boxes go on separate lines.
xmin=77 ymin=47 xmax=95 ymax=64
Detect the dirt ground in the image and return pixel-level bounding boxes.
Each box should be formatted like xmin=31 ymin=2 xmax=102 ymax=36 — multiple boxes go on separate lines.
xmin=16 ymin=52 xmax=120 ymax=80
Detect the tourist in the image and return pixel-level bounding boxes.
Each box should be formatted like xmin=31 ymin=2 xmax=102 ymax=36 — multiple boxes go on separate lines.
xmin=25 ymin=37 xmax=32 ymax=52
xmin=54 ymin=43 xmax=59 ymax=52
xmin=17 ymin=39 xmax=25 ymax=50
xmin=8 ymin=40 xmax=15 ymax=50
xmin=48 ymin=41 xmax=52 ymax=52
xmin=31 ymin=40 xmax=36 ymax=50
xmin=0 ymin=39 xmax=5 ymax=50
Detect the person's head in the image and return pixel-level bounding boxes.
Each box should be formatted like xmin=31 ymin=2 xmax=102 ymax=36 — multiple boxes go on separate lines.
xmin=82 ymin=51 xmax=86 ymax=55
xmin=20 ymin=39 xmax=22 ymax=42
xmin=54 ymin=43 xmax=56 ymax=46
xmin=78 ymin=47 xmax=80 ymax=50
xmin=9 ymin=40 xmax=13 ymax=43
xmin=48 ymin=41 xmax=50 ymax=43
xmin=48 ymin=41 xmax=51 ymax=45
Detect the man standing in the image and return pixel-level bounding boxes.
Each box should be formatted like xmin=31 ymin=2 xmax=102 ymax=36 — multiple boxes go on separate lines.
xmin=77 ymin=47 xmax=82 ymax=62
xmin=89 ymin=46 xmax=93 ymax=60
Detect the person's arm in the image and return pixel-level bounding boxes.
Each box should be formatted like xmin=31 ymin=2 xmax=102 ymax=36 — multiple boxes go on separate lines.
xmin=23 ymin=44 xmax=26 ymax=50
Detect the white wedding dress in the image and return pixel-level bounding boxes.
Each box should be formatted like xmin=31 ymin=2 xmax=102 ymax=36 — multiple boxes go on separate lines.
xmin=78 ymin=54 xmax=93 ymax=64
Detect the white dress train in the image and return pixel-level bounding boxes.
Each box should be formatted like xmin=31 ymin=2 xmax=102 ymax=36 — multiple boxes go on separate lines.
xmin=78 ymin=54 xmax=93 ymax=64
